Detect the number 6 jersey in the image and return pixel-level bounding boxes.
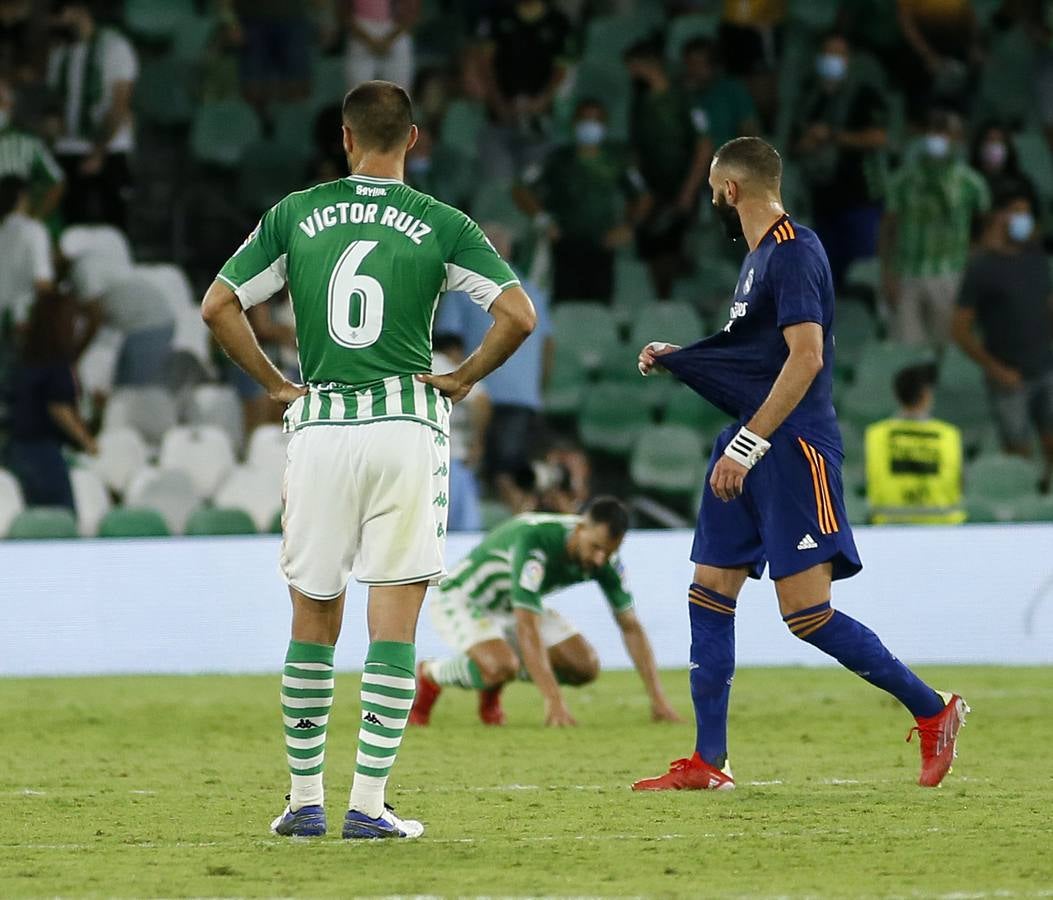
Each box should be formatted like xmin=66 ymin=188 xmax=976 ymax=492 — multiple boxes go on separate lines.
xmin=217 ymin=173 xmax=520 ymax=436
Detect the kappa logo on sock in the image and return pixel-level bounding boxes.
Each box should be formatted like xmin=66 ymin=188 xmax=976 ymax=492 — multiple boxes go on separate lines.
xmin=293 ymin=718 xmax=318 ymax=729
xmin=363 ymin=712 xmax=382 ymax=725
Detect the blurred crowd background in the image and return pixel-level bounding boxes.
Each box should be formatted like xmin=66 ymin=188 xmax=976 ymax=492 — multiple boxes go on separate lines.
xmin=2 ymin=0 xmax=1053 ymax=541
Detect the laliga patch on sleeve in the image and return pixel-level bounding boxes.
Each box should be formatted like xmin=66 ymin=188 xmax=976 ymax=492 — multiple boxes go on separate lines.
xmin=519 ymin=559 xmax=545 ymax=593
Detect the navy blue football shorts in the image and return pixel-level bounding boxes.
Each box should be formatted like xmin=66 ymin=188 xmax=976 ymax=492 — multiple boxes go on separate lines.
xmin=692 ymin=424 xmax=863 ymax=581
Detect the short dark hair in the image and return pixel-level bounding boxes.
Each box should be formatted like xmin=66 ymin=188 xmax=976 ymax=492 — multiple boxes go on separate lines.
xmin=342 ymin=80 xmax=413 ymax=152
xmin=993 ymin=179 xmax=1034 ymax=211
xmin=713 ymin=136 xmax=782 ymax=185
xmin=584 ymin=495 xmax=629 ymax=541
xmin=893 ymin=363 xmax=937 ymax=408
xmin=0 ymin=175 xmax=26 ymax=217
xmin=624 ymin=35 xmax=665 ymax=63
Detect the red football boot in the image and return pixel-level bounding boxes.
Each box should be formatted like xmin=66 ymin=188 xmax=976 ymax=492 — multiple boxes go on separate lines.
xmin=478 ymin=686 xmax=507 ymax=725
xmin=408 ymin=662 xmax=441 ymax=726
xmin=631 ymin=753 xmax=735 ymax=791
xmin=907 ymin=691 xmax=969 ymax=787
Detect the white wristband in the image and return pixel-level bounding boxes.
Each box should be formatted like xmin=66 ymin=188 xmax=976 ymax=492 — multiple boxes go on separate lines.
xmin=724 ymin=426 xmax=771 ymax=469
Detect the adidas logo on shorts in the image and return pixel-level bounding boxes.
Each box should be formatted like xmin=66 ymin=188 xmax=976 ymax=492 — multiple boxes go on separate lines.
xmin=796 ymin=534 xmax=819 ymax=551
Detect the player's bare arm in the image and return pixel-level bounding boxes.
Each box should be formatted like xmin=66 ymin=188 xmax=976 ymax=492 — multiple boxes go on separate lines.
xmin=711 ymin=322 xmax=824 ymax=501
xmin=200 ymin=280 xmax=306 ymax=405
xmin=513 ymin=607 xmax=576 ymax=727
xmin=614 ymin=609 xmax=681 ymax=723
xmin=418 ymin=284 xmax=535 ymax=403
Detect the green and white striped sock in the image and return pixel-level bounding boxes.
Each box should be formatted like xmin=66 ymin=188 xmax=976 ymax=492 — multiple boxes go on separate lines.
xmin=426 ymin=655 xmax=486 ymax=689
xmin=281 ymin=640 xmax=335 ymax=811
xmin=349 ymin=641 xmax=416 ymax=818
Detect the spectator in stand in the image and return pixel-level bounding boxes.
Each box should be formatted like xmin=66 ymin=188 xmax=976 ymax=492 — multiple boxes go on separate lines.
xmin=70 ymin=257 xmax=175 ymax=388
xmin=0 ymin=0 xmax=48 ymax=85
xmin=46 ymin=1 xmax=138 ymax=229
xmin=880 ymin=109 xmax=989 ymax=348
xmin=969 ymin=121 xmax=1035 ymax=202
xmin=717 ymin=0 xmax=786 ymax=129
xmin=345 ymin=0 xmax=419 ymax=89
xmin=432 ymin=332 xmax=491 ymax=532
xmin=623 ymin=37 xmax=712 ymax=298
xmin=0 ymin=176 xmax=54 ymax=340
xmin=792 ymin=32 xmax=889 ymax=290
xmin=680 ymin=37 xmax=759 ymax=152
xmin=0 ymin=77 xmax=65 ymax=218
xmin=515 ymin=97 xmax=648 ymax=303
xmin=218 ymin=0 xmax=314 ymax=109
xmin=474 ymin=0 xmax=573 ymax=181
xmin=865 ymin=363 xmax=964 ymax=525
xmin=435 ymin=222 xmax=553 ymax=508
xmin=896 ymin=0 xmax=981 ymax=120
xmin=952 ymin=185 xmax=1053 ymax=491
xmin=6 ymin=287 xmax=97 ymax=511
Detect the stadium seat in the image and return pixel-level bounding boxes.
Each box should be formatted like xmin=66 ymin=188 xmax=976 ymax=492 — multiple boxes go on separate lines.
xmin=665 ymin=13 xmax=720 ymax=60
xmin=977 ymin=27 xmax=1040 ymax=124
xmin=170 ymin=15 xmax=217 ymax=62
xmin=124 ymin=0 xmax=196 ymax=41
xmin=787 ymin=0 xmax=840 ymax=30
xmin=677 ymin=257 xmax=739 ymax=314
xmin=7 ymin=507 xmax=79 ymax=540
xmin=568 ymin=58 xmax=632 ymax=141
xmin=840 ymin=421 xmax=865 ymax=470
xmin=59 ymin=225 xmax=134 ymax=268
xmin=614 ymin=256 xmax=654 ymax=306
xmin=185 ymin=384 xmax=245 ymax=457
xmin=215 ymin=465 xmax=282 ymax=533
xmin=310 ymin=55 xmax=348 ymax=112
xmin=270 ymin=103 xmax=316 ymax=160
xmin=135 ymin=56 xmax=196 ymax=127
xmin=469 ymin=180 xmax=529 ymax=234
xmin=543 ymin=352 xmax=588 ymax=416
xmin=190 ymin=100 xmax=262 ymax=168
xmin=246 ymin=425 xmax=291 ymax=484
xmin=184 ymin=506 xmax=257 ymax=536
xmin=239 ymin=140 xmax=309 ymax=214
xmin=630 ymin=426 xmax=707 ymax=495
xmin=125 ymin=467 xmax=201 ymax=535
xmin=1006 ymin=494 xmax=1053 ymax=523
xmin=0 ymin=468 xmax=25 ymax=538
xmin=963 ymin=496 xmax=1002 ymax=524
xmin=935 ymin=344 xmax=988 ymax=429
xmin=97 ymin=507 xmax=171 ymax=538
xmin=135 ymin=264 xmax=214 ymax=378
xmin=551 ymin=303 xmax=620 ymax=370
xmin=841 ymin=343 xmax=934 ymax=427
xmin=91 ymin=427 xmax=150 ymax=496
xmin=834 ymin=300 xmax=878 ymax=374
xmin=966 ymin=454 xmax=1040 ymax=501
xmin=844 ymin=257 xmax=880 ymax=300
xmin=844 ymin=488 xmax=869 ymax=526
xmin=159 ymin=426 xmax=236 ymax=499
xmin=1013 ymin=130 xmax=1053 ymax=205
xmin=69 ymin=467 xmax=112 ymax=537
xmin=629 ymin=302 xmax=705 ymax=352
xmin=582 ymin=11 xmax=663 ymax=63
xmin=578 ymin=382 xmax=655 ymax=456
xmin=439 ymin=99 xmax=486 ymax=155
xmin=663 ymin=385 xmax=732 ymax=438
xmin=102 ymin=386 xmax=179 ymax=445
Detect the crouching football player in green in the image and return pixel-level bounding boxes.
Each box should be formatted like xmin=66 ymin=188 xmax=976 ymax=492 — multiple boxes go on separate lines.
xmin=409 ymin=496 xmax=681 ymax=727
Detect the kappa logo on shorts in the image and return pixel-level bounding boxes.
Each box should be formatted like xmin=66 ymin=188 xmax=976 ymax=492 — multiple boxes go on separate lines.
xmin=797 ymin=533 xmax=819 ymax=550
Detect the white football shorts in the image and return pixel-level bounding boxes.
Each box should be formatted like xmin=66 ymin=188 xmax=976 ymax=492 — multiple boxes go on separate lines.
xmin=430 ymin=585 xmax=579 ymax=653
xmin=280 ymin=420 xmax=450 ymax=599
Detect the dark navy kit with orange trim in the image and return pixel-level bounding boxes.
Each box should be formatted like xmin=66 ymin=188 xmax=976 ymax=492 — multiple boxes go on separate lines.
xmin=659 ymin=214 xmax=862 ymax=581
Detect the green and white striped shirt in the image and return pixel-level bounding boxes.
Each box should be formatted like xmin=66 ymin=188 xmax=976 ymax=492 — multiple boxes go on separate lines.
xmin=0 ymin=127 xmax=65 ymax=188
xmin=283 ymin=374 xmax=452 ymax=436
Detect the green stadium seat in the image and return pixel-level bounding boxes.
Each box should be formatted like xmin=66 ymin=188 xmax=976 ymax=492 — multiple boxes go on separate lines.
xmin=185 ymin=507 xmax=257 ymax=536
xmin=125 ymin=0 xmax=196 ymax=41
xmin=544 ymin=353 xmax=588 ymax=416
xmin=469 ymin=180 xmax=529 ymax=234
xmin=840 ymin=421 xmax=865 ymax=470
xmin=629 ymin=302 xmax=705 ymax=352
xmin=551 ymin=303 xmax=620 ymax=370
xmin=270 ymin=103 xmax=316 ymax=160
xmin=963 ymin=496 xmax=1001 ymax=524
xmin=844 ymin=488 xmax=869 ymax=526
xmin=439 ymin=100 xmax=486 ymax=155
xmin=675 ymin=257 xmax=739 ymax=314
xmin=1005 ymin=494 xmax=1053 ymax=523
xmin=666 ymin=13 xmax=720 ymax=60
xmin=1013 ymin=130 xmax=1053 ymax=204
xmin=170 ymin=15 xmax=217 ymax=63
xmin=842 ymin=342 xmax=934 ymax=427
xmin=844 ymin=257 xmax=881 ymax=300
xmin=190 ymin=100 xmax=262 ymax=168
xmin=428 ymin=145 xmax=475 ymax=208
xmin=935 ymin=344 xmax=988 ymax=429
xmin=966 ymin=454 xmax=1040 ymax=501
xmin=569 ymin=59 xmax=632 ymax=141
xmin=310 ymin=56 xmax=349 ymax=112
xmin=630 ymin=426 xmax=707 ymax=495
xmin=582 ymin=11 xmax=664 ymax=63
xmin=7 ymin=507 xmax=78 ymax=540
xmin=977 ymin=27 xmax=1039 ymax=125
xmin=578 ymin=382 xmax=655 ymax=456
xmin=834 ymin=300 xmax=877 ymax=374
xmin=135 ymin=57 xmax=196 ymax=127
xmin=663 ymin=384 xmax=732 ymax=439
xmin=787 ymin=0 xmax=840 ymax=31
xmin=238 ymin=141 xmax=309 ymax=214
xmin=269 ymin=508 xmax=283 ymax=534
xmin=97 ymin=507 xmax=171 ymax=538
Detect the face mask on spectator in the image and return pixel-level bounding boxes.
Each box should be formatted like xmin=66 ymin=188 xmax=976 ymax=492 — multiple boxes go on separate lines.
xmin=574 ymin=120 xmax=606 ymax=147
xmin=923 ymin=134 xmax=951 ymax=160
xmin=816 ymin=54 xmax=847 ymax=82
xmin=981 ymin=140 xmax=1007 ymax=170
xmin=714 ymin=192 xmax=743 ymax=241
xmin=1007 ymin=211 xmax=1034 ymax=243
xmin=406 ymin=155 xmax=431 ymax=176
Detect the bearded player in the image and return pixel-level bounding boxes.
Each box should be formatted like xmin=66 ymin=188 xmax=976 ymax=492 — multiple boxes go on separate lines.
xmin=409 ymin=497 xmax=680 ymax=727
xmin=632 ymin=137 xmax=967 ymax=792
xmin=201 ymin=81 xmax=535 ymax=838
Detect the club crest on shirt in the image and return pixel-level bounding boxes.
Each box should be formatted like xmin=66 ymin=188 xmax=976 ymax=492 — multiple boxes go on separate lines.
xmin=743 ymin=267 xmax=755 ymax=295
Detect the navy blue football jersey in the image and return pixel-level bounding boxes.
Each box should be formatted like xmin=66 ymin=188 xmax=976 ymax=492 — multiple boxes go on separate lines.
xmin=660 ymin=215 xmax=842 ymax=458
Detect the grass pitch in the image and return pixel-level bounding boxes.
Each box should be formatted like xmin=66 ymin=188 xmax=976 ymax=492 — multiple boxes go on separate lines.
xmin=2 ymin=666 xmax=1051 ymax=898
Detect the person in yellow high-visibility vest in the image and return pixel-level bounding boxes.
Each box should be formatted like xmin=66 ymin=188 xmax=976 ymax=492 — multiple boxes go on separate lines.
xmin=865 ymin=363 xmax=965 ymax=524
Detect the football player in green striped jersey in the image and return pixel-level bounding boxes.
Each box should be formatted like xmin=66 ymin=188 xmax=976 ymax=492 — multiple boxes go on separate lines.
xmin=201 ymin=81 xmax=536 ymax=839
xmin=410 ymin=496 xmax=681 ymax=727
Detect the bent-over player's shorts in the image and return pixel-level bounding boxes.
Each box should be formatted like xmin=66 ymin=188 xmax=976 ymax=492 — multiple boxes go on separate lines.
xmin=692 ymin=424 xmax=863 ymax=582
xmin=430 ymin=586 xmax=579 ymax=654
xmin=280 ymin=420 xmax=450 ymax=599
